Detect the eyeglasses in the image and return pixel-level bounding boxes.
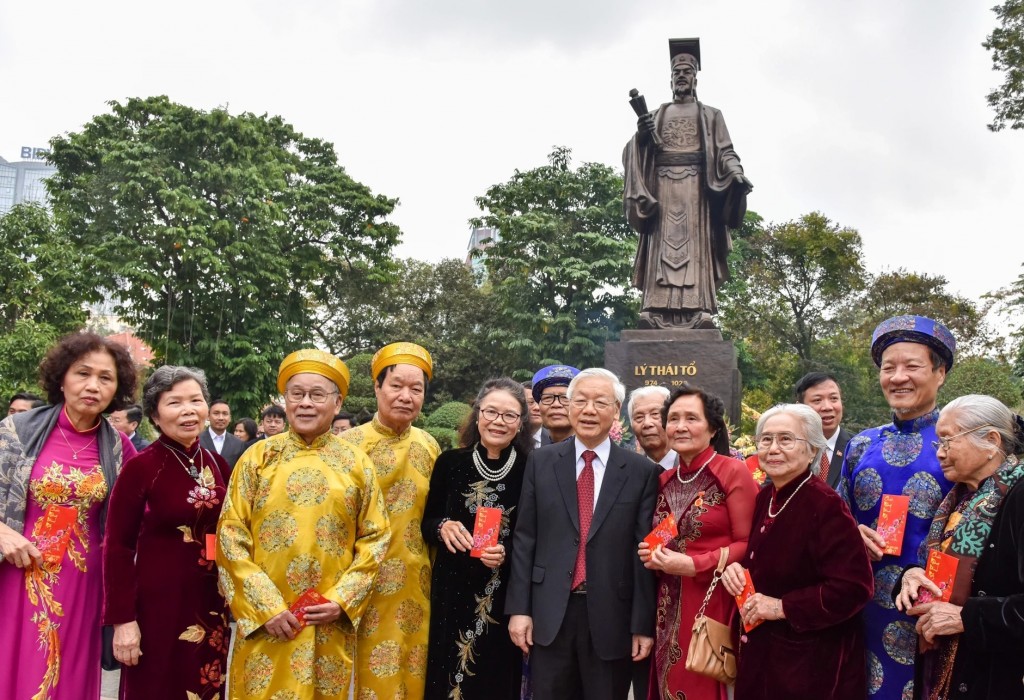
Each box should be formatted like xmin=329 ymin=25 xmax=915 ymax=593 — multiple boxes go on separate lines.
xmin=932 ymin=425 xmax=996 ymax=452
xmin=756 ymin=432 xmax=809 ymax=451
xmin=539 ymin=394 xmax=570 ymax=406
xmin=569 ymin=397 xmax=617 ymax=412
xmin=284 ymin=388 xmax=339 ymax=404
xmin=480 ymin=407 xmax=522 ymax=424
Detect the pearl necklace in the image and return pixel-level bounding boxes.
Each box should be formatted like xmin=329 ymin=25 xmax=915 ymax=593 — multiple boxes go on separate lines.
xmin=57 ymin=423 xmax=98 ymax=460
xmin=676 ymin=451 xmax=715 ymax=485
xmin=767 ymin=470 xmax=813 ymax=519
xmin=472 ymin=443 xmax=517 ymax=482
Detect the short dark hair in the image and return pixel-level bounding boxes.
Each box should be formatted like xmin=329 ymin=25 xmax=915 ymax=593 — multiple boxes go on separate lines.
xmin=459 ymin=377 xmax=534 ymax=457
xmin=125 ymin=404 xmax=144 ymax=425
xmin=375 ymin=365 xmax=430 ymax=391
xmin=334 ymin=411 xmax=354 ymax=423
xmin=261 ymin=404 xmax=286 ymax=420
xmin=142 ymin=366 xmax=211 ymax=431
xmin=9 ymin=391 xmax=41 ymax=405
xmin=234 ymin=417 xmax=258 ymax=441
xmin=210 ymin=398 xmax=230 ymax=410
xmin=794 ymin=372 xmax=840 ymax=403
xmin=662 ymin=383 xmax=731 ymax=456
xmin=39 ymin=331 xmax=138 ymax=412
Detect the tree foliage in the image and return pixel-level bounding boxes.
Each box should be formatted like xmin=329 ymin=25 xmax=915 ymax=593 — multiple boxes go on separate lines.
xmin=939 ymin=356 xmax=1023 ymax=410
xmin=315 ymin=258 xmax=511 ymax=404
xmin=472 ymin=147 xmax=639 ymax=374
xmin=722 ymin=211 xmax=866 ymax=366
xmin=47 ymin=96 xmax=400 ymax=416
xmin=0 ymin=204 xmax=92 ymax=397
xmin=984 ymin=0 xmax=1024 ymax=131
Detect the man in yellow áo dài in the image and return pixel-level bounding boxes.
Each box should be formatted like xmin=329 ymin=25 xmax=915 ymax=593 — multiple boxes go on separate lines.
xmin=217 ymin=349 xmax=391 ymax=698
xmin=339 ymin=342 xmax=441 ymax=699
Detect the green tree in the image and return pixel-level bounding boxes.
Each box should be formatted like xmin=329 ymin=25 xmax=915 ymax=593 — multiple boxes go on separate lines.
xmin=721 ymin=211 xmax=866 ymax=366
xmin=315 ymin=258 xmax=512 ymax=404
xmin=47 ymin=96 xmax=400 ymax=417
xmin=984 ymin=0 xmax=1024 ymax=131
xmin=472 ymin=147 xmax=639 ymax=373
xmin=0 ymin=204 xmax=93 ymax=397
xmin=854 ymin=270 xmax=987 ymax=354
xmin=939 ymin=356 xmax=1023 ymax=409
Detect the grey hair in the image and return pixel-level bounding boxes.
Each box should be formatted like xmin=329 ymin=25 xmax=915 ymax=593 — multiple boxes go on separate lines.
xmin=627 ymin=385 xmax=670 ymax=419
xmin=142 ymin=365 xmax=211 ymax=424
xmin=566 ymin=368 xmax=626 ymax=405
xmin=941 ymin=394 xmax=1020 ymax=455
xmin=756 ymin=403 xmax=828 ymax=473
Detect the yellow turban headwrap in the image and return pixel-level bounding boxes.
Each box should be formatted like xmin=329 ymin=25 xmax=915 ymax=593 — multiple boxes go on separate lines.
xmin=277 ymin=349 xmax=351 ymax=399
xmin=371 ymin=342 xmax=433 ymax=381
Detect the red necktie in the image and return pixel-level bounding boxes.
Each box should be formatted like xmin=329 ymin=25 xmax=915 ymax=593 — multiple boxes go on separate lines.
xmin=572 ymin=450 xmax=596 ymax=590
xmin=819 ymin=450 xmax=830 ymax=482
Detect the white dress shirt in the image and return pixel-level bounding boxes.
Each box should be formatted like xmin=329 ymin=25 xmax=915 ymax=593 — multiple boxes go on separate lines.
xmin=824 ymin=428 xmax=840 ymax=463
xmin=574 ymin=437 xmax=611 ymax=512
xmin=208 ymin=427 xmax=225 ymax=454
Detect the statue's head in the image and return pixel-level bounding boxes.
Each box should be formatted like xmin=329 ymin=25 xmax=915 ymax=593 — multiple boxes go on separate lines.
xmin=668 ymin=38 xmax=701 ymax=101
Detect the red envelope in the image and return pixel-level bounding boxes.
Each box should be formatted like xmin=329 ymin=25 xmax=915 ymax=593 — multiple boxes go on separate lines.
xmin=205 ymin=533 xmax=217 ymax=561
xmin=877 ymin=495 xmax=910 ymax=556
xmin=470 ymin=507 xmax=502 ymax=558
xmin=643 ymin=512 xmax=678 ymax=551
xmin=917 ymin=549 xmax=958 ymax=604
xmin=35 ymin=505 xmax=78 ymax=566
xmin=734 ymin=569 xmax=763 ymax=632
xmin=289 ymin=588 xmax=330 ymax=629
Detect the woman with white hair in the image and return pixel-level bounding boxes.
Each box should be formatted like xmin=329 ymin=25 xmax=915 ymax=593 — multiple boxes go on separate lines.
xmin=893 ymin=394 xmax=1024 ymax=700
xmin=722 ymin=403 xmax=873 ymax=700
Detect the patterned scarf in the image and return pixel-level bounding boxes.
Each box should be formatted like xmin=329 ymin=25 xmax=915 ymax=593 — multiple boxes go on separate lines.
xmin=919 ymin=455 xmax=1024 ymax=699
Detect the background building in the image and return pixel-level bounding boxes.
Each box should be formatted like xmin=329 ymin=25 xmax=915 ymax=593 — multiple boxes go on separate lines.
xmin=465 ymin=225 xmax=498 ymax=280
xmin=0 ymin=148 xmax=57 ymax=214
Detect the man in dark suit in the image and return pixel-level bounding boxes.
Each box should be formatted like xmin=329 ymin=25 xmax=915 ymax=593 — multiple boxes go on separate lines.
xmin=795 ymin=371 xmax=852 ymax=490
xmin=109 ymin=404 xmax=150 ymax=451
xmin=199 ymin=399 xmax=245 ymax=473
xmin=508 ymin=368 xmax=660 ymax=700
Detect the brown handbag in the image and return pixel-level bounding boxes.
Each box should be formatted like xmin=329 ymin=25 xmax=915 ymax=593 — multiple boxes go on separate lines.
xmin=684 ymin=547 xmax=737 ymax=684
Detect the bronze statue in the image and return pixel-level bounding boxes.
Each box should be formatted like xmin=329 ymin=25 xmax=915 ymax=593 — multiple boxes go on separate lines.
xmin=624 ymin=38 xmax=753 ymax=329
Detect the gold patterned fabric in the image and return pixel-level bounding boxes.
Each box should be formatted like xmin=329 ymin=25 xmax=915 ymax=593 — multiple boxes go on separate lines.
xmin=217 ymin=430 xmax=391 ymax=699
xmin=338 ymin=415 xmax=440 ymax=700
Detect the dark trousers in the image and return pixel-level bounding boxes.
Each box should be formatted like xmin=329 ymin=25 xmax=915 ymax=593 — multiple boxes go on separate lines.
xmin=632 ymin=657 xmax=651 ymax=700
xmin=531 ymin=594 xmax=632 ymax=700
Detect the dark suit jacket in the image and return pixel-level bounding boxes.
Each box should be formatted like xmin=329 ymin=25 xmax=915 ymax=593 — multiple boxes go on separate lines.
xmin=129 ymin=433 xmax=150 ymax=452
xmin=826 ymin=427 xmax=853 ymax=490
xmin=506 ymin=438 xmax=660 ymax=660
xmin=199 ymin=430 xmax=245 ymax=473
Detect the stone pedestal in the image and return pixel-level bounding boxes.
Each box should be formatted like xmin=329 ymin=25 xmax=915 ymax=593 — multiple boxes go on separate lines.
xmin=604 ymin=329 xmax=742 ymax=424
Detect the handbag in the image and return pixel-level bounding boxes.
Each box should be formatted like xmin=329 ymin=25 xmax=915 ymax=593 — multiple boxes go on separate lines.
xmin=684 ymin=547 xmax=737 ymax=684
xmin=101 ymin=625 xmax=120 ymax=672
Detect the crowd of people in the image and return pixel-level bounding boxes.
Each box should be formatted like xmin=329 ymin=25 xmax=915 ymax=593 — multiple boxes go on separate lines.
xmin=0 ymin=314 xmax=1022 ymax=700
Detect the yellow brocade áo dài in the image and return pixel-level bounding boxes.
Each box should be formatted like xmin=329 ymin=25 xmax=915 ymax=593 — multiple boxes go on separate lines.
xmin=217 ymin=430 xmax=391 ymax=699
xmin=339 ymin=415 xmax=440 ymax=700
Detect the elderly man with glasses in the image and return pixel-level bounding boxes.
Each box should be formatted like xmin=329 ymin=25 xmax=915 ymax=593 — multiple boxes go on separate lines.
xmin=531 ymin=364 xmax=581 ymax=446
xmin=217 ymin=349 xmax=390 ymax=699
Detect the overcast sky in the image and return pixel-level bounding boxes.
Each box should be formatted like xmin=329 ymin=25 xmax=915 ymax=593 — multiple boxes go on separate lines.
xmin=2 ymin=0 xmax=1021 ymax=305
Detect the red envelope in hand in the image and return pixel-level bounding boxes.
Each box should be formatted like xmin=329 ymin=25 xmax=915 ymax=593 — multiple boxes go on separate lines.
xmin=877 ymin=495 xmax=910 ymax=556
xmin=289 ymin=588 xmax=330 ymax=629
xmin=470 ymin=507 xmax=502 ymax=558
xmin=36 ymin=505 xmax=78 ymax=566
xmin=643 ymin=512 xmax=678 ymax=551
xmin=916 ymin=550 xmax=958 ymax=604
xmin=734 ymin=569 xmax=763 ymax=633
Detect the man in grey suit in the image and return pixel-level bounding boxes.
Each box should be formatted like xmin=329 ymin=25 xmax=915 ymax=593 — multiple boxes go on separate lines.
xmin=508 ymin=368 xmax=659 ymax=700
xmin=795 ymin=371 xmax=852 ymax=489
xmin=199 ymin=398 xmax=245 ymax=474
